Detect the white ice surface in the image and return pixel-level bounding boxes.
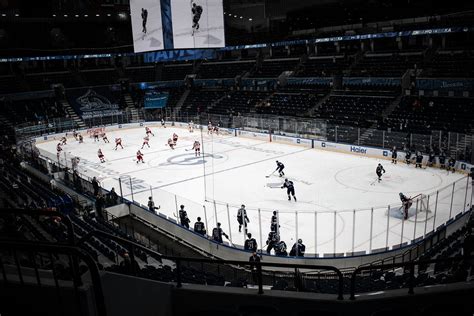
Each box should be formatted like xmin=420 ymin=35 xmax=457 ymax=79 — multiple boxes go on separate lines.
xmin=36 ymin=126 xmax=472 ymax=255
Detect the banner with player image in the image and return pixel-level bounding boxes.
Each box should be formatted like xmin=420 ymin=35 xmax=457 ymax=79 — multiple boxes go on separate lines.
xmin=171 ymin=0 xmax=225 ymax=49
xmin=130 ymin=0 xmax=165 ymax=53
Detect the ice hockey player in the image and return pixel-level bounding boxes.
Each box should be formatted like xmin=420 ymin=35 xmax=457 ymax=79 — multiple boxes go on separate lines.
xmin=60 ymin=136 xmax=67 ymax=145
xmin=399 ymin=192 xmax=413 ymax=220
xmin=289 ymin=239 xmax=306 ymax=257
xmin=212 ymin=222 xmax=229 ymax=243
xmin=100 ymin=132 xmax=109 ymax=143
xmin=188 ymin=120 xmax=194 ymax=133
xmin=192 ymin=140 xmax=201 ymax=157
xmin=244 ymin=233 xmax=258 ymax=252
xmin=282 ymin=179 xmax=296 ymax=201
xmin=168 ymin=138 xmax=175 ymax=149
xmin=172 ymin=133 xmax=179 ymax=145
xmin=275 ymin=160 xmax=285 ymax=177
xmin=178 ymin=205 xmax=190 ymax=228
xmin=97 ymin=149 xmax=105 ymax=163
xmin=447 ymin=157 xmax=456 ymax=173
xmin=427 ymin=151 xmax=436 ymax=167
xmin=142 ymin=135 xmax=150 ymax=149
xmin=78 ymin=134 xmax=83 ymax=143
xmin=237 ymin=204 xmax=250 ymax=233
xmin=147 ymin=196 xmax=160 ymax=213
xmin=391 ymin=146 xmax=398 ymax=164
xmin=136 ymin=150 xmax=145 ymax=163
xmin=56 ymin=142 xmax=62 ymax=159
xmin=207 ymin=121 xmax=213 ymax=135
xmin=266 ymin=231 xmax=279 ymax=254
xmin=439 ymin=151 xmax=446 ymax=169
xmin=405 ymin=149 xmax=412 ymax=165
xmin=274 ymin=239 xmax=288 ymax=257
xmin=161 ymin=118 xmax=166 ymax=128
xmin=193 ymin=217 xmax=206 ymax=235
xmin=270 ymin=210 xmax=279 ymax=233
xmin=114 ymin=138 xmax=123 ymax=150
xmin=415 ymin=151 xmax=424 ymax=168
xmin=213 ymin=123 xmax=219 ymax=135
xmin=145 ymin=126 xmax=154 ymax=137
xmin=376 ymin=163 xmax=386 ymax=182
xmin=73 ymin=130 xmax=79 ymax=141
xmin=93 ymin=130 xmax=99 ymax=142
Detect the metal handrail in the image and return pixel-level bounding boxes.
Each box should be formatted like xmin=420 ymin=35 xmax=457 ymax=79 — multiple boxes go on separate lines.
xmin=0 ymin=208 xmax=76 ymax=245
xmin=0 ymin=240 xmax=107 ymax=316
xmin=350 ymin=254 xmax=474 ymax=300
xmin=76 ymin=229 xmax=345 ymax=299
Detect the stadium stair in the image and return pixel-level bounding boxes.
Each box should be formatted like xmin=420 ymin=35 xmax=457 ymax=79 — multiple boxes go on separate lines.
xmin=172 ymin=88 xmax=191 ymax=116
xmin=306 ymin=92 xmax=332 ymax=117
xmin=123 ymin=93 xmax=135 ymax=108
xmin=61 ymin=99 xmax=86 ymax=129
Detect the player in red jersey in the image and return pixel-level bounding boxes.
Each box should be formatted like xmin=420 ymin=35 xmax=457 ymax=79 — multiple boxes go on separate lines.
xmin=207 ymin=121 xmax=213 ymax=135
xmin=145 ymin=126 xmax=154 ymax=137
xmin=100 ymin=132 xmax=109 ymax=143
xmin=192 ymin=140 xmax=201 ymax=157
xmin=213 ymin=124 xmax=219 ymax=135
xmin=114 ymin=138 xmax=123 ymax=150
xmin=168 ymin=138 xmax=175 ymax=149
xmin=172 ymin=133 xmax=178 ymax=145
xmin=97 ymin=149 xmax=105 ymax=163
xmin=142 ymin=135 xmax=150 ymax=149
xmin=136 ymin=150 xmax=145 ymax=163
xmin=93 ymin=130 xmax=99 ymax=142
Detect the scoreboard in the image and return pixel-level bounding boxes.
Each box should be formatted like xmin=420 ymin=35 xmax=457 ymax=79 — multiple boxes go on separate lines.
xmin=130 ymin=0 xmax=225 ymax=53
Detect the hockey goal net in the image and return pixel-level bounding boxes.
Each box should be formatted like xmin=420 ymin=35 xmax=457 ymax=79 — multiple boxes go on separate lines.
xmin=387 ymin=193 xmax=432 ymax=221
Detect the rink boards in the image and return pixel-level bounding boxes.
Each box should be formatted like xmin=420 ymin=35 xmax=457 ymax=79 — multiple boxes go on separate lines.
xmin=35 ymin=121 xmax=473 ymax=173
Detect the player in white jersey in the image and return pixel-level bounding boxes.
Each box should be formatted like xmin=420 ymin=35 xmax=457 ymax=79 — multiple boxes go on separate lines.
xmin=145 ymin=126 xmax=154 ymax=137
xmin=136 ymin=150 xmax=144 ymax=163
xmin=93 ymin=130 xmax=99 ymax=142
xmin=161 ymin=119 xmax=166 ymax=128
xmin=168 ymin=138 xmax=175 ymax=149
xmin=100 ymin=132 xmax=109 ymax=143
xmin=78 ymin=134 xmax=83 ymax=143
xmin=207 ymin=122 xmax=213 ymax=135
xmin=192 ymin=140 xmax=201 ymax=156
xmin=73 ymin=130 xmax=79 ymax=141
xmin=142 ymin=135 xmax=150 ymax=149
xmin=172 ymin=133 xmax=178 ymax=145
xmin=97 ymin=149 xmax=105 ymax=163
xmin=60 ymin=136 xmax=67 ymax=145
xmin=114 ymin=138 xmax=123 ymax=150
xmin=188 ymin=120 xmax=194 ymax=133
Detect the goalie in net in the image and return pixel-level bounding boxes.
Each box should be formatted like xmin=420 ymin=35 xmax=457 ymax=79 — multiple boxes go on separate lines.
xmin=398 ymin=193 xmax=431 ymax=220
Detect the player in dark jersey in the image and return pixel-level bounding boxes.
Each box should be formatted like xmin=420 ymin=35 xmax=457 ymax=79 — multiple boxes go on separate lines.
xmin=427 ymin=151 xmax=436 ymax=167
xmin=439 ymin=151 xmax=446 ymax=169
xmin=266 ymin=231 xmax=279 ymax=254
xmin=244 ymin=233 xmax=257 ymax=252
xmin=212 ymin=222 xmax=228 ymax=243
xmin=237 ymin=204 xmax=249 ymax=233
xmin=282 ymin=179 xmax=296 ymax=201
xmin=399 ymin=192 xmax=412 ymax=220
xmin=191 ymin=2 xmax=203 ymax=36
xmin=193 ymin=217 xmax=206 ymax=235
xmin=391 ymin=146 xmax=398 ymax=164
xmin=415 ymin=151 xmax=423 ymax=168
xmin=141 ymin=8 xmax=148 ymax=34
xmin=376 ymin=163 xmax=386 ymax=183
xmin=275 ymin=161 xmax=285 ymax=177
xmin=447 ymin=157 xmax=456 ymax=173
xmin=405 ymin=149 xmax=412 ymax=165
xmin=270 ymin=210 xmax=279 ymax=233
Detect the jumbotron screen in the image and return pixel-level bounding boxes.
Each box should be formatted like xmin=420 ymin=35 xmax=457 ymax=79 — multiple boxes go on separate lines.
xmin=130 ymin=0 xmax=225 ymax=53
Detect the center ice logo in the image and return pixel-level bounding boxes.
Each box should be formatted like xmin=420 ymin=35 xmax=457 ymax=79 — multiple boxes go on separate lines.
xmin=163 ymin=153 xmax=224 ymax=166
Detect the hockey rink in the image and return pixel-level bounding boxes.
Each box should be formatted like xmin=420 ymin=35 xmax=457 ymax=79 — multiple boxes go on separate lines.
xmin=35 ymin=124 xmax=473 ymax=255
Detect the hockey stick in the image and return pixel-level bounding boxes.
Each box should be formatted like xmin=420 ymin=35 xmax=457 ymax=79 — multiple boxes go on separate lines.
xmin=266 ymin=170 xmax=277 ymax=178
xmin=370 ymin=178 xmax=378 ymax=186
